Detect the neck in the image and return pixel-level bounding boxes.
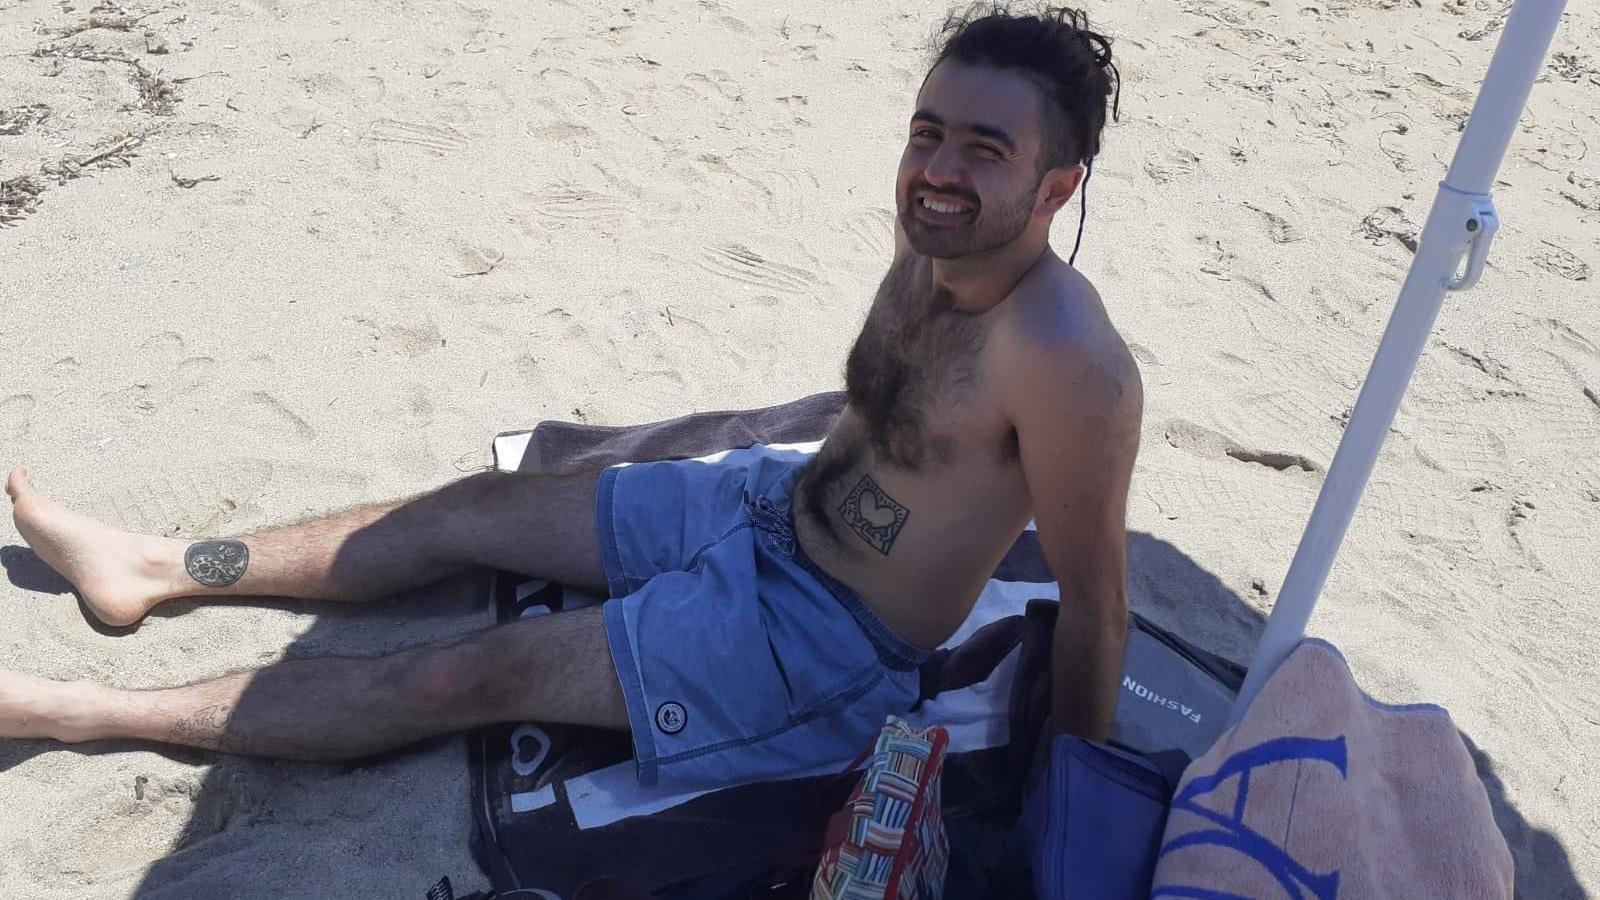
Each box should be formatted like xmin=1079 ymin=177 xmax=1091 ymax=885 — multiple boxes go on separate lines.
xmin=928 ymin=229 xmax=1053 ymax=313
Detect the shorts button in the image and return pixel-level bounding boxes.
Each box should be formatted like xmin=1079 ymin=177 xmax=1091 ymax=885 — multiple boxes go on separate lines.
xmin=655 ymin=702 xmax=687 ymax=735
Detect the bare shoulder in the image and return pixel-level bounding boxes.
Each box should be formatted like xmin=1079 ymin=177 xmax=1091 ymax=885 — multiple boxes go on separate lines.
xmin=994 ymin=258 xmax=1143 ymax=424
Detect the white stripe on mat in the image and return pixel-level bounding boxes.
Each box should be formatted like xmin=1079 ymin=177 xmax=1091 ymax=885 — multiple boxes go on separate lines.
xmin=510 ymin=784 xmax=558 ymax=814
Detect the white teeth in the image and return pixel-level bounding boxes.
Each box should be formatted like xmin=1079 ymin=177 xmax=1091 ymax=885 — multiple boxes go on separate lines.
xmin=921 ymin=197 xmax=967 ymax=215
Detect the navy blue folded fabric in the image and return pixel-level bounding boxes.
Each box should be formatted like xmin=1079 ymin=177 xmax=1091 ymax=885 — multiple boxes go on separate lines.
xmin=1021 ymin=736 xmax=1172 ymax=900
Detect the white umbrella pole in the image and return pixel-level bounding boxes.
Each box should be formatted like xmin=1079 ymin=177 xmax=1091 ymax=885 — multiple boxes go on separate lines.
xmin=1228 ymin=0 xmax=1569 ymax=725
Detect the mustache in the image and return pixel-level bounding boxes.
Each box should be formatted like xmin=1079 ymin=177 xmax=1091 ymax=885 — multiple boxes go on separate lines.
xmin=907 ymin=182 xmax=980 ymax=209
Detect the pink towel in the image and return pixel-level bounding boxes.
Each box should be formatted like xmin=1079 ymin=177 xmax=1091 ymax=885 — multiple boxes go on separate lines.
xmin=1151 ymin=639 xmax=1512 ymax=899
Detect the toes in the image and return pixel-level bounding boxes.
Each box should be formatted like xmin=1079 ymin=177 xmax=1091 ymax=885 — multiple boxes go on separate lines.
xmin=5 ymin=468 xmax=28 ymax=500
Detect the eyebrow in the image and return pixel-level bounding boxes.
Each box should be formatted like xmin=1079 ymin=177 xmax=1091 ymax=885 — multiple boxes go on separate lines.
xmin=912 ymin=109 xmax=1017 ymax=153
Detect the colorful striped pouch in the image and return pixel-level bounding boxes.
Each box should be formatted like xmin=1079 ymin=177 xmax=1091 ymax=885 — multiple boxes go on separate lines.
xmin=810 ymin=717 xmax=951 ymax=900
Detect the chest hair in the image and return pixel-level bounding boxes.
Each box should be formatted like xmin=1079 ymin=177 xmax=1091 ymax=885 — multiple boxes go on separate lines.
xmin=843 ymin=259 xmax=988 ymax=470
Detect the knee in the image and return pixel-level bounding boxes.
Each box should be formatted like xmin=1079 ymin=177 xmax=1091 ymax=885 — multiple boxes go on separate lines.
xmin=441 ymin=470 xmax=516 ymax=507
xmin=400 ymin=649 xmax=483 ymax=715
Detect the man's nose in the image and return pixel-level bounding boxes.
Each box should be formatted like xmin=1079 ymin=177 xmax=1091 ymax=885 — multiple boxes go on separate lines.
xmin=922 ymin=142 xmax=965 ymax=187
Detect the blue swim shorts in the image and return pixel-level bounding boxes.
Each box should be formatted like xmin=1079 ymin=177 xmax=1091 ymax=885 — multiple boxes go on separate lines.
xmin=597 ymin=444 xmax=929 ymax=788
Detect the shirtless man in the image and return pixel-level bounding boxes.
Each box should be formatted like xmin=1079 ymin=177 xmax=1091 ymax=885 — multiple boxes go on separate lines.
xmin=2 ymin=6 xmax=1138 ymax=787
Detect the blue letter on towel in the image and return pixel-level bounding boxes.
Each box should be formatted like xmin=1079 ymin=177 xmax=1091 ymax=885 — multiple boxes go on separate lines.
xmin=1154 ymin=735 xmax=1347 ymax=900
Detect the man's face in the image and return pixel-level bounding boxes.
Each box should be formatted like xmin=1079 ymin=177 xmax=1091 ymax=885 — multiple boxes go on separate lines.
xmin=897 ymin=60 xmax=1052 ymax=259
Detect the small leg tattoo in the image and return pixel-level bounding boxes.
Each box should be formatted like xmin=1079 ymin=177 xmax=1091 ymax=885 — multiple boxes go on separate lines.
xmin=838 ymin=475 xmax=909 ymax=556
xmin=170 ymin=704 xmax=241 ymax=752
xmin=185 ymin=540 xmax=250 ymax=587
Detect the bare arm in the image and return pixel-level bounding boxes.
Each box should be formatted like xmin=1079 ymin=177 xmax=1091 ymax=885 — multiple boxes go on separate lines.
xmin=1007 ymin=332 xmax=1143 ymax=741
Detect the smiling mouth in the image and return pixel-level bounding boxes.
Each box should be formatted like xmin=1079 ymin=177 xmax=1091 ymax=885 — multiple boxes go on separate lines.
xmin=914 ymin=195 xmax=976 ymax=223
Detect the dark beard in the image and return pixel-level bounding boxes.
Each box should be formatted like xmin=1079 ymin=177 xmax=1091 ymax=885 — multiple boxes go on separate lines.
xmin=897 ymin=182 xmax=1037 ymax=259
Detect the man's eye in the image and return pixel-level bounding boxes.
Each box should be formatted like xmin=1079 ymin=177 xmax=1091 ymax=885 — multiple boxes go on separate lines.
xmin=911 ymin=129 xmax=940 ymax=141
xmin=974 ymin=145 xmax=1002 ymax=159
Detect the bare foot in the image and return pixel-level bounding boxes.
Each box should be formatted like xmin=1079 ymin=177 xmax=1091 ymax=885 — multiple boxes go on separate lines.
xmin=0 ymin=670 xmax=105 ymax=744
xmin=6 ymin=468 xmax=185 ymax=626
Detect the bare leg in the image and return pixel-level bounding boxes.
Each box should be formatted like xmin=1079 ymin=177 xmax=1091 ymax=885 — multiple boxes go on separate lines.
xmin=6 ymin=467 xmax=605 ymax=626
xmin=0 ymin=605 xmax=625 ymax=758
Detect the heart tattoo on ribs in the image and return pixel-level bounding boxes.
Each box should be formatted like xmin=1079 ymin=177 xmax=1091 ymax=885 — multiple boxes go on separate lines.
xmin=838 ymin=474 xmax=909 ymax=556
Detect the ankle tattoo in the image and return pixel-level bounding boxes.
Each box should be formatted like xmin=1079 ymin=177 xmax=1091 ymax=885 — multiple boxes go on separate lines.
xmin=185 ymin=540 xmax=250 ymax=587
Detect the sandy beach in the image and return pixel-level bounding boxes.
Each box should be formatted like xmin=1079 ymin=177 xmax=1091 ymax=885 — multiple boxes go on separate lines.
xmin=2 ymin=0 xmax=1596 ymax=895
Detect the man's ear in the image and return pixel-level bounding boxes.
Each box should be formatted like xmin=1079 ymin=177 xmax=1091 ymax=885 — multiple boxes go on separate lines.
xmin=1035 ymin=164 xmax=1086 ymax=217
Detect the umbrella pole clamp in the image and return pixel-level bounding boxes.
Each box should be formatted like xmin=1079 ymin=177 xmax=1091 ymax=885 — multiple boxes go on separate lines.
xmin=1436 ymin=183 xmax=1500 ymax=292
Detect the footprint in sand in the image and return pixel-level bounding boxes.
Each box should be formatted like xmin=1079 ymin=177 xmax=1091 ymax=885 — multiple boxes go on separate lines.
xmin=1239 ymin=388 xmax=1343 ymax=459
xmin=1536 ymin=317 xmax=1600 ymax=360
xmin=1136 ymin=468 xmax=1257 ymax=530
xmin=50 ymin=357 xmax=81 ymax=390
xmin=399 ymin=384 xmax=435 ymax=427
xmin=102 ymin=383 xmax=159 ymax=416
xmin=1253 ymin=335 xmax=1365 ymax=393
xmin=844 ymin=208 xmax=895 ymax=257
xmin=1163 ymin=419 xmax=1324 ymax=474
xmin=176 ymin=356 xmax=216 ymax=385
xmin=778 ymin=19 xmax=835 ymax=41
xmin=244 ymin=392 xmax=316 ymax=443
xmin=138 ymin=330 xmax=186 ymax=359
xmin=525 ymin=184 xmax=630 ymax=226
xmin=695 ymin=155 xmax=813 ymax=222
xmin=1085 ymin=168 xmax=1149 ymax=220
xmin=108 ymin=459 xmax=276 ymax=535
xmin=534 ymin=68 xmax=607 ymax=116
xmin=513 ymin=354 xmax=549 ymax=390
xmin=526 ymin=121 xmax=596 ymax=147
xmin=1532 ymin=241 xmax=1591 ymax=282
xmin=366 ymin=119 xmax=468 ymax=156
xmin=1143 ymin=148 xmax=1200 ymax=184
xmin=1 ymin=394 xmax=36 ymax=440
xmin=1364 ymin=479 xmax=1482 ymax=547
xmin=434 ymin=80 xmax=515 ymax=126
xmin=451 ymin=244 xmax=504 ymax=278
xmin=397 ymin=323 xmax=447 ymax=356
xmin=680 ymin=71 xmax=743 ymax=105
xmin=762 ymin=169 xmax=816 ymax=222
xmin=1494 ymin=351 xmax=1600 ymax=447
xmin=697 ymin=244 xmax=820 ymax=295
xmin=1438 ymin=342 xmax=1516 ymax=385
xmin=1406 ymin=416 xmax=1509 ymax=481
xmin=1243 ymin=202 xmax=1304 ymax=244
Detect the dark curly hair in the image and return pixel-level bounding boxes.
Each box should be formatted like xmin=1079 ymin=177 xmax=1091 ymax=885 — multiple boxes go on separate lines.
xmin=928 ymin=4 xmax=1120 ymax=172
